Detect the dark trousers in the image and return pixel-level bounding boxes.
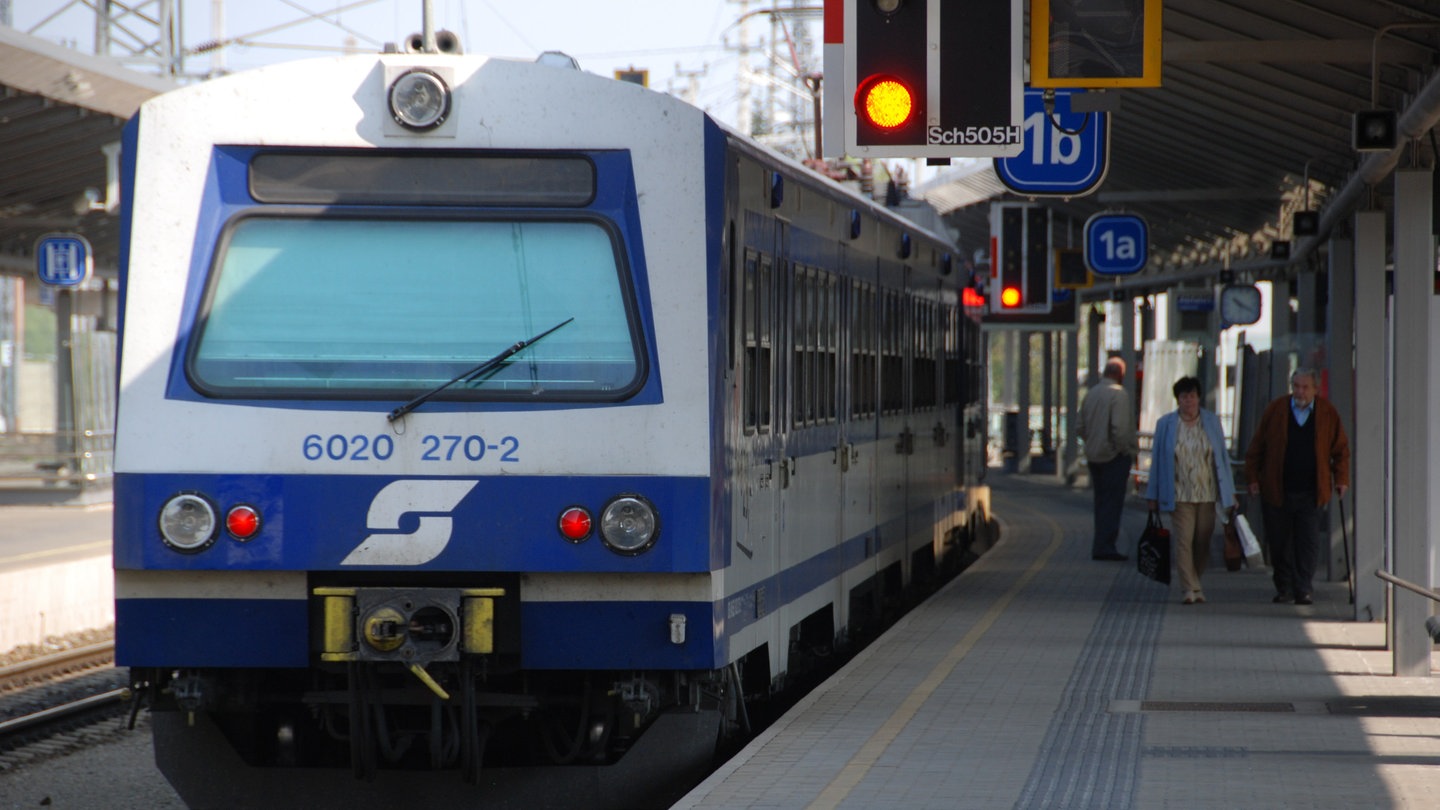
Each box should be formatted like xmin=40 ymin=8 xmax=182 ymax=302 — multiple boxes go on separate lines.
xmin=1089 ymin=454 xmax=1132 ymax=556
xmin=1262 ymin=492 xmax=1322 ymax=597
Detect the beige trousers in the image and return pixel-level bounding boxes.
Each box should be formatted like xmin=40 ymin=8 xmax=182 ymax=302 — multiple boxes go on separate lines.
xmin=1170 ymin=502 xmax=1216 ymax=594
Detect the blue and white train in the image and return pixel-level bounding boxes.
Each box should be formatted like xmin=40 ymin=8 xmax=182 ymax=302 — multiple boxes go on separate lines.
xmin=113 ymin=42 xmax=992 ymax=808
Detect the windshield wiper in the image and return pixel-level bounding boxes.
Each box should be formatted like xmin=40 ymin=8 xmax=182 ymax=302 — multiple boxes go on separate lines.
xmin=387 ymin=317 xmax=575 ymax=423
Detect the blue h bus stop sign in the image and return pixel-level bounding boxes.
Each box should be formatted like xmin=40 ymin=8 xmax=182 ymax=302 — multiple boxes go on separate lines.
xmin=35 ymin=233 xmax=93 ymax=287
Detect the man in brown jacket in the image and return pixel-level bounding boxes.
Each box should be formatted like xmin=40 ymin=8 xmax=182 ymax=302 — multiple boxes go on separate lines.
xmin=1244 ymin=368 xmax=1350 ymax=605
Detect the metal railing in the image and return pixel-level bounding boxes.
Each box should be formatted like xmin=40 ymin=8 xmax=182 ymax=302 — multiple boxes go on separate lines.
xmin=1374 ymin=570 xmax=1440 ymax=643
xmin=0 ymin=430 xmax=113 ymax=487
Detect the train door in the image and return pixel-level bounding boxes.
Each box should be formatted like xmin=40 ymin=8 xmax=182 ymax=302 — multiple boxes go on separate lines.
xmin=936 ymin=294 xmax=959 ymax=492
xmin=776 ymin=239 xmax=845 ymax=666
xmin=958 ymin=312 xmax=987 ymax=487
xmin=839 ymin=261 xmax=880 ymax=639
xmin=908 ymin=277 xmax=949 ymax=576
xmin=872 ymin=259 xmax=911 ymax=615
xmin=730 ymin=215 xmax=783 ymax=682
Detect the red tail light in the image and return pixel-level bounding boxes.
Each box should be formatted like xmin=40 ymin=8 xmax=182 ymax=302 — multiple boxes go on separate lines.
xmin=225 ymin=504 xmax=262 ymax=540
xmin=558 ymin=506 xmax=593 ymax=542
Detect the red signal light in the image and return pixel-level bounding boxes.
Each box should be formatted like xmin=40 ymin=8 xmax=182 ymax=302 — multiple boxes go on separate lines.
xmin=225 ymin=505 xmax=261 ymax=540
xmin=558 ymin=506 xmax=593 ymax=542
xmin=1000 ymin=286 xmax=1023 ymax=308
xmin=855 ymin=74 xmax=916 ymax=130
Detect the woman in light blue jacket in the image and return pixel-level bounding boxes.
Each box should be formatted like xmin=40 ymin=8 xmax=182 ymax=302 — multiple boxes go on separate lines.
xmin=1146 ymin=376 xmax=1237 ymax=604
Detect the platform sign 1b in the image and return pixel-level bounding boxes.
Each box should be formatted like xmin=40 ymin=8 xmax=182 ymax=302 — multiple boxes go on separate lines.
xmin=35 ymin=233 xmax=93 ymax=288
xmin=995 ymin=88 xmax=1109 ymax=196
xmin=822 ymin=0 xmax=1024 ymax=159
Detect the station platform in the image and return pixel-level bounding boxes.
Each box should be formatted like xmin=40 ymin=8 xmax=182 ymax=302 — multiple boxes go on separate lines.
xmin=674 ymin=473 xmax=1440 ymax=810
xmin=0 ymin=502 xmax=113 ymax=653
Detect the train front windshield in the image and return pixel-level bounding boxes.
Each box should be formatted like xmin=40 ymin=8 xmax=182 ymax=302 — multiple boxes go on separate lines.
xmin=188 ymin=217 xmax=644 ymax=401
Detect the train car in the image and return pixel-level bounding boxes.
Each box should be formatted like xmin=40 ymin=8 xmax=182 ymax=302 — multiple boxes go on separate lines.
xmin=113 ymin=41 xmax=991 ymax=809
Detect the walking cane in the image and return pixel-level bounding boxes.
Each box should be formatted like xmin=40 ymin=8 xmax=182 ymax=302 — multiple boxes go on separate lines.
xmin=1340 ymin=497 xmax=1354 ymax=605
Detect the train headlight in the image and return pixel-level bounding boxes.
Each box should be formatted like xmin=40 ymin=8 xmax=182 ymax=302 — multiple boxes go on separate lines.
xmin=158 ymin=493 xmax=219 ymax=552
xmin=599 ymin=495 xmax=658 ymax=555
xmin=388 ymin=68 xmax=451 ymax=131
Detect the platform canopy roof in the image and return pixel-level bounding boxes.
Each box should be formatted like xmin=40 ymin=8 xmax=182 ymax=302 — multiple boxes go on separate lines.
xmin=6 ymin=1 xmax=1440 ymax=297
xmin=921 ymin=0 xmax=1440 ymax=300
xmin=0 ymin=26 xmax=175 ymax=280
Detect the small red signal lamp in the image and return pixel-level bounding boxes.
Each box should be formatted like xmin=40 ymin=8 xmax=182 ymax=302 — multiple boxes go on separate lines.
xmin=225 ymin=504 xmax=262 ymax=541
xmin=1000 ymin=286 xmax=1022 ymax=308
xmin=855 ymin=74 xmax=916 ymax=130
xmin=558 ymin=506 xmax=593 ymax=543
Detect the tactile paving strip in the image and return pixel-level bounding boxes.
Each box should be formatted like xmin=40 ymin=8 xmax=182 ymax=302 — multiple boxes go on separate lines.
xmin=1013 ymin=564 xmax=1168 ymax=810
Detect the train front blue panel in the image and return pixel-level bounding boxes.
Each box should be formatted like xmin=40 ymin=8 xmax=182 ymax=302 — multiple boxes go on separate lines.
xmin=521 ymin=601 xmax=724 ymax=670
xmin=113 ymin=472 xmax=712 ymax=573
xmin=117 ymin=598 xmax=308 ymax=667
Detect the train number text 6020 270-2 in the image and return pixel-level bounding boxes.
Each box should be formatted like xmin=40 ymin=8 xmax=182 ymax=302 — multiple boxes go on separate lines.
xmin=301 ymin=434 xmax=521 ymax=463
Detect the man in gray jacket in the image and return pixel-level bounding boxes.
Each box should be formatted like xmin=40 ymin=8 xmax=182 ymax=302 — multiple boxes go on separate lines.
xmin=1076 ymin=357 xmax=1140 ymax=560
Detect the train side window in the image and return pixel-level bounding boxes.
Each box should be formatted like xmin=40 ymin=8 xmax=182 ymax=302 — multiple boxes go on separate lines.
xmin=848 ymin=281 xmax=864 ymax=419
xmin=727 ymin=221 xmax=737 ymax=372
xmin=913 ymin=298 xmax=937 ymax=411
xmin=757 ymin=255 xmax=773 ymax=432
xmin=791 ymin=266 xmax=809 ymax=429
xmin=852 ymin=283 xmax=875 ymax=419
xmin=943 ymin=304 xmax=961 ymax=406
xmin=881 ymin=290 xmax=904 ymax=415
xmin=743 ymin=249 xmax=754 ymax=432
xmin=821 ymin=271 xmax=838 ymax=423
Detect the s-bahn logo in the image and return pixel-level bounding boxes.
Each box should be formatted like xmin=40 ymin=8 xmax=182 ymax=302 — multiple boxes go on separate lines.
xmin=341 ymin=479 xmax=478 ymax=566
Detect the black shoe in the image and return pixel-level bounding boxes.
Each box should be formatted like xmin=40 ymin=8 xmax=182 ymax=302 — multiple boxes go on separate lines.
xmin=1092 ymin=552 xmax=1128 ymax=561
xmin=1294 ymin=594 xmax=1313 ymax=605
xmin=1273 ymin=593 xmax=1294 ymax=603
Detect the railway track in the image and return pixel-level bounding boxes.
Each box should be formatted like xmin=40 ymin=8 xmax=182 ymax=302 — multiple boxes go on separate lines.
xmin=0 ymin=640 xmax=116 ymax=692
xmin=0 ymin=641 xmax=135 ymax=768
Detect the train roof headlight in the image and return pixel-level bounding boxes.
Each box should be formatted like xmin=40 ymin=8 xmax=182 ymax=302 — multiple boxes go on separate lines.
xmin=388 ymin=68 xmax=451 ymax=131
xmin=599 ymin=495 xmax=659 ymax=555
xmin=159 ymin=493 xmax=219 ymax=553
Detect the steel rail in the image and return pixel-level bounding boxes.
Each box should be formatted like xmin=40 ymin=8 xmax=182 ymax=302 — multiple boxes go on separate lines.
xmin=0 ymin=687 xmax=131 ymax=739
xmin=0 ymin=640 xmax=115 ymax=690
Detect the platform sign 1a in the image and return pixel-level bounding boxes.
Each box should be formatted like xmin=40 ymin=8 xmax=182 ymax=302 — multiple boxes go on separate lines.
xmin=1084 ymin=213 xmax=1147 ymax=275
xmin=995 ymin=88 xmax=1109 ymax=196
xmin=35 ymin=233 xmax=93 ymax=287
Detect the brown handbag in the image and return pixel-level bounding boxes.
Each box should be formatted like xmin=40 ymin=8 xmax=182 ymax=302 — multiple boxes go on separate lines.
xmin=1223 ymin=507 xmax=1244 ymax=571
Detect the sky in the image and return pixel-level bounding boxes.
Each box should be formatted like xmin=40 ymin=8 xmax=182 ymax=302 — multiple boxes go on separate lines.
xmin=10 ymin=0 xmax=821 ymax=133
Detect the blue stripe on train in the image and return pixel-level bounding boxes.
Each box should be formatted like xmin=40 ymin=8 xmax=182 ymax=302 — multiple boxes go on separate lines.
xmin=520 ymin=600 xmax=724 ymax=669
xmin=117 ymin=598 xmax=310 ymax=667
xmin=115 ymin=597 xmax=724 ymax=670
xmin=720 ymin=501 xmax=952 ymax=636
xmin=113 ymin=472 xmax=719 ymax=573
